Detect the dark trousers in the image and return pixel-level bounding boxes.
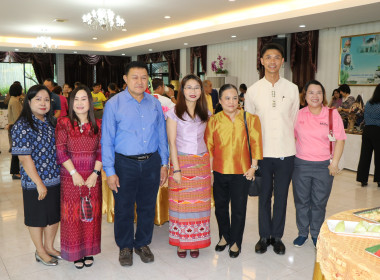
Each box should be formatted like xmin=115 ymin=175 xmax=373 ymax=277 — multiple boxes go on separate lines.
xmin=213 ymin=172 xmax=249 ymax=250
xmin=292 ymin=157 xmax=333 ymax=238
xmin=8 ymin=124 xmax=20 ymax=175
xmin=258 ymin=156 xmax=294 ymax=238
xmin=357 ymin=125 xmax=380 ymax=183
xmin=113 ymin=151 xmax=161 ymax=249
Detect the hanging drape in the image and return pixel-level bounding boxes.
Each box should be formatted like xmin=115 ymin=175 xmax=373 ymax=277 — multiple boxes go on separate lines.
xmin=0 ymin=52 xmax=7 ymax=62
xmin=137 ymin=50 xmax=180 ymax=80
xmin=190 ymin=45 xmax=207 ymax=74
xmin=290 ymin=30 xmax=319 ymax=89
xmin=257 ymin=36 xmax=276 ymax=79
xmin=6 ymin=52 xmax=55 ymax=83
xmin=64 ymin=54 xmax=131 ymax=89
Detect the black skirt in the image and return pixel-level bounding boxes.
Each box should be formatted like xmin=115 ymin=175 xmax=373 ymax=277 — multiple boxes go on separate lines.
xmin=22 ymin=184 xmax=60 ymax=227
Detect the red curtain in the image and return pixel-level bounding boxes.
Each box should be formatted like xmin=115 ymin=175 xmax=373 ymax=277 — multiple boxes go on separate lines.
xmin=290 ymin=30 xmax=319 ymax=89
xmin=190 ymin=45 xmax=207 ymax=74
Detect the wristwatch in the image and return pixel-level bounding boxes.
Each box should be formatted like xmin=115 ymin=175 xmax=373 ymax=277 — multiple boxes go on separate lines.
xmin=161 ymin=164 xmax=169 ymax=169
xmin=93 ymin=169 xmax=101 ymax=176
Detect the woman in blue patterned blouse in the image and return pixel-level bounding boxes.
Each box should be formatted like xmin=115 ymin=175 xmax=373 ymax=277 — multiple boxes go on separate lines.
xmin=357 ymin=84 xmax=380 ymax=187
xmin=11 ymin=85 xmax=61 ymax=266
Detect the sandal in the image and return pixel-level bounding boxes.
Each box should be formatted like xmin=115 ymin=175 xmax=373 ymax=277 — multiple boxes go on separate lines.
xmin=74 ymin=258 xmax=84 ymax=269
xmin=83 ymin=256 xmax=94 ymax=267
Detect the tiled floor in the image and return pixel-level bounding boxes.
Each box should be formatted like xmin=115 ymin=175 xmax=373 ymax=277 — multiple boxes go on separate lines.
xmin=0 ymin=129 xmax=379 ymax=280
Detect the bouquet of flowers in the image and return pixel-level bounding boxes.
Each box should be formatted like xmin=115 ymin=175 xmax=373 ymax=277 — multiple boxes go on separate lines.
xmin=211 ymin=55 xmax=228 ymax=74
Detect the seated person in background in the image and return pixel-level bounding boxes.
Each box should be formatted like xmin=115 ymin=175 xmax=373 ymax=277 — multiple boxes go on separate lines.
xmin=349 ymin=95 xmax=364 ymax=127
xmin=328 ymin=88 xmax=342 ymax=108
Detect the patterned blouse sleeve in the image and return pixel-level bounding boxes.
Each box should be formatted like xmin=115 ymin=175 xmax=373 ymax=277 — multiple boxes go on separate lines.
xmin=55 ymin=118 xmax=71 ymax=165
xmin=11 ymin=120 xmax=32 ymax=155
xmin=95 ymin=119 xmax=102 ymax=162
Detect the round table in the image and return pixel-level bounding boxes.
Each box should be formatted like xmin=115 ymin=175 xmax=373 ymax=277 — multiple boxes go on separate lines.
xmin=314 ymin=209 xmax=380 ymax=280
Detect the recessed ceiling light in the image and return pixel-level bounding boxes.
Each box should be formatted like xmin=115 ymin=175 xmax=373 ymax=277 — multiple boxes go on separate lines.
xmin=15 ymin=48 xmax=19 ymax=51
xmin=73 ymin=51 xmax=77 ymax=54
xmin=92 ymin=37 xmax=98 ymax=40
xmin=53 ymin=18 xmax=67 ymax=23
xmin=121 ymin=53 xmax=125 ymax=56
xmin=122 ymin=28 xmax=127 ymax=32
xmin=231 ymin=35 xmax=237 ymax=38
xmin=184 ymin=43 xmax=188 ymax=46
xmin=229 ymin=0 xmax=236 ymax=2
xmin=148 ymin=48 xmax=153 ymax=52
xmin=299 ymin=24 xmax=306 ymax=28
xmin=164 ymin=16 xmax=171 ymax=19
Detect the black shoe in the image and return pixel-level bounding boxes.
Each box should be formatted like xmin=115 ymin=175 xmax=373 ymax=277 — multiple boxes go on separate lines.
xmin=377 ymin=182 xmax=380 ymax=188
xmin=83 ymin=256 xmax=94 ymax=267
xmin=229 ymin=249 xmax=240 ymax=258
xmin=135 ymin=245 xmax=154 ymax=263
xmin=272 ymin=238 xmax=286 ymax=255
xmin=74 ymin=259 xmax=84 ymax=269
xmin=215 ymin=239 xmax=228 ymax=252
xmin=361 ymin=182 xmax=368 ymax=187
xmin=255 ymin=238 xmax=271 ymax=254
xmin=119 ymin=248 xmax=133 ymax=266
xmin=12 ymin=174 xmax=21 ymax=180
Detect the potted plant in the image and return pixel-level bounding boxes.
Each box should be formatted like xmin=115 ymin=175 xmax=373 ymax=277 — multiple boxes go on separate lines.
xmin=211 ymin=55 xmax=228 ymax=76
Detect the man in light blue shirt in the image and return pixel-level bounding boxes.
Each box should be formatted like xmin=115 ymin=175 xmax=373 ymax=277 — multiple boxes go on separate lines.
xmin=102 ymin=61 xmax=169 ymax=266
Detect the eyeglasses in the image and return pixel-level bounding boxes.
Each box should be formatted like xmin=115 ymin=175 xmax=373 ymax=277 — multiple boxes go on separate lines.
xmin=184 ymin=86 xmax=201 ymax=91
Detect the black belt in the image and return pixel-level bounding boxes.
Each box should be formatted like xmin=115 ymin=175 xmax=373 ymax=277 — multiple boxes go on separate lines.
xmin=123 ymin=153 xmax=153 ymax=161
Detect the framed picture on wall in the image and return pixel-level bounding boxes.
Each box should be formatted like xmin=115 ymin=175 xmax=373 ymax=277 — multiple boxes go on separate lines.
xmin=339 ymin=32 xmax=380 ymax=86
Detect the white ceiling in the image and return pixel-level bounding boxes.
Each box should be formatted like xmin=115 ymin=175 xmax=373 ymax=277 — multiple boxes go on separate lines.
xmin=0 ymin=0 xmax=379 ymax=56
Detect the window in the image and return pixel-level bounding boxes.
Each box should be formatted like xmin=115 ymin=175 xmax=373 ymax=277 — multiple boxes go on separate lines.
xmin=194 ymin=57 xmax=205 ymax=80
xmin=147 ymin=61 xmax=169 ymax=85
xmin=0 ymin=62 xmax=37 ymax=95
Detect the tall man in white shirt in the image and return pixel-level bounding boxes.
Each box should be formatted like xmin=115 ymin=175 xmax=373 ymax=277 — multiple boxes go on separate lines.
xmin=245 ymin=43 xmax=299 ymax=255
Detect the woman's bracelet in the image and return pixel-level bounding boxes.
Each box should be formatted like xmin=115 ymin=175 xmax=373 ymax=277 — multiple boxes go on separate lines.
xmin=251 ymin=164 xmax=258 ymax=170
xmin=173 ymin=169 xmax=181 ymax=174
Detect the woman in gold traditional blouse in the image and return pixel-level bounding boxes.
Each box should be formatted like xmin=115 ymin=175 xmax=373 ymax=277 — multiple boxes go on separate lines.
xmin=205 ymin=84 xmax=263 ymax=258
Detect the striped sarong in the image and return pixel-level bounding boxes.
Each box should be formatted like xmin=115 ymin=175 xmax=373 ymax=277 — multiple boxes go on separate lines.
xmin=168 ymin=153 xmax=211 ymax=249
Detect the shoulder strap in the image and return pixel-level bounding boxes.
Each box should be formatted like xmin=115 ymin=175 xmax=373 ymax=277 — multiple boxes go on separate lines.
xmin=244 ymin=111 xmax=253 ymax=163
xmin=329 ymin=108 xmax=334 ymax=160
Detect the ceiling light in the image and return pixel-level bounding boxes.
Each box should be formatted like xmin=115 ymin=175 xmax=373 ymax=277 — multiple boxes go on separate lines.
xmin=73 ymin=51 xmax=77 ymax=54
xmin=184 ymin=43 xmax=188 ymax=45
xmin=122 ymin=28 xmax=127 ymax=32
xmin=231 ymin=35 xmax=237 ymax=38
xmin=32 ymin=36 xmax=58 ymax=52
xmin=82 ymin=8 xmax=125 ymax=31
xmin=14 ymin=48 xmax=19 ymax=51
xmin=148 ymin=48 xmax=153 ymax=52
xmin=53 ymin=19 xmax=67 ymax=23
xmin=229 ymin=0 xmax=236 ymax=2
xmin=164 ymin=16 xmax=171 ymax=19
xmin=93 ymin=37 xmax=98 ymax=40
xmin=121 ymin=53 xmax=125 ymax=56
xmin=299 ymin=24 xmax=306 ymax=28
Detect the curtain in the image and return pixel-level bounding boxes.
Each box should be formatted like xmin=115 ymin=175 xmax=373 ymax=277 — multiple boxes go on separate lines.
xmin=64 ymin=54 xmax=131 ymax=89
xmin=137 ymin=50 xmax=180 ymax=81
xmin=190 ymin=45 xmax=207 ymax=74
xmin=0 ymin=52 xmax=7 ymax=62
xmin=163 ymin=50 xmax=180 ymax=80
xmin=290 ymin=30 xmax=319 ymax=89
xmin=257 ymin=36 xmax=276 ymax=78
xmin=10 ymin=52 xmax=55 ymax=83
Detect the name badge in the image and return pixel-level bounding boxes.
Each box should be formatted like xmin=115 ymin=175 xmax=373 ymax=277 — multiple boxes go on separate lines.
xmin=328 ymin=134 xmax=336 ymax=142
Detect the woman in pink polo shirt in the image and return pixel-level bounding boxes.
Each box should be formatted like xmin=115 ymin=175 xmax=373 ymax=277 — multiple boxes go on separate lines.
xmin=292 ymin=80 xmax=346 ymax=248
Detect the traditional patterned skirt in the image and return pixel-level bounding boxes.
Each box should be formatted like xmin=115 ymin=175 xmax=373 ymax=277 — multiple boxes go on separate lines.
xmin=168 ymin=153 xmax=211 ymax=249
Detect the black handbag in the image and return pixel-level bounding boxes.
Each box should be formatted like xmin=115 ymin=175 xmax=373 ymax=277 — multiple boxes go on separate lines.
xmin=243 ymin=111 xmax=261 ymax=197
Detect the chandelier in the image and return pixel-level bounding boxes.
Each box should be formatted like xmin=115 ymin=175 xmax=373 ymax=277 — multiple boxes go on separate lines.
xmin=82 ymin=8 xmax=125 ymax=30
xmin=32 ymin=36 xmax=58 ymax=52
